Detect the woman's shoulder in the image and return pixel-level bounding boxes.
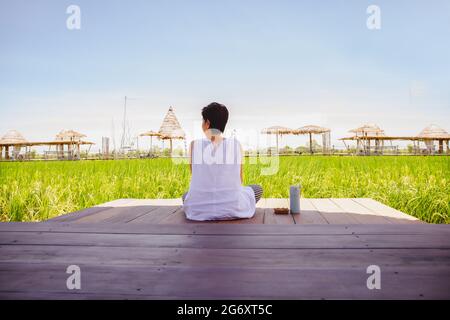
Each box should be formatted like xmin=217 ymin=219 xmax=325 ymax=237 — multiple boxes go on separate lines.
xmin=225 ymin=136 xmax=241 ymax=144
xmin=191 ymin=138 xmax=207 ymax=145
xmin=190 ymin=137 xmax=242 ymax=148
xmin=226 ymin=137 xmax=242 ymax=149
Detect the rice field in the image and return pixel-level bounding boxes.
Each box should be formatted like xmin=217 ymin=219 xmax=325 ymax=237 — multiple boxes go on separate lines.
xmin=0 ymin=156 xmax=449 ymax=223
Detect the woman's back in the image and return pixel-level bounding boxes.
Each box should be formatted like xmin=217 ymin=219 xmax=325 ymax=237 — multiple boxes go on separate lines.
xmin=183 ymin=137 xmax=256 ymax=221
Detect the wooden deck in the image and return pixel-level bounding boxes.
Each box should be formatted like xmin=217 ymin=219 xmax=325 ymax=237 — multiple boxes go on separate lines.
xmin=47 ymin=198 xmax=422 ymax=225
xmin=1 ymin=198 xmax=449 ymax=299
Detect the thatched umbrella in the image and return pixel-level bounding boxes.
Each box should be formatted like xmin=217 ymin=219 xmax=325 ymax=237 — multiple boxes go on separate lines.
xmin=55 ymin=129 xmax=87 ymax=142
xmin=349 ymin=124 xmax=385 ymax=154
xmin=349 ymin=124 xmax=385 ymax=137
xmin=417 ymin=124 xmax=450 ymax=154
xmin=0 ymin=130 xmax=28 ymax=160
xmin=261 ymin=126 xmax=293 ymax=154
xmin=140 ymin=130 xmax=161 ymax=154
xmin=158 ymin=107 xmax=186 ymax=155
xmin=0 ymin=130 xmax=28 ymax=144
xmin=294 ymin=125 xmax=331 ymax=154
xmin=417 ymin=124 xmax=450 ymax=138
xmin=54 ymin=129 xmax=88 ymax=159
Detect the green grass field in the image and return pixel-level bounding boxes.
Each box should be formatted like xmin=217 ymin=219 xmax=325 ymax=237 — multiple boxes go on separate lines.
xmin=1 ymin=156 xmax=449 ymax=223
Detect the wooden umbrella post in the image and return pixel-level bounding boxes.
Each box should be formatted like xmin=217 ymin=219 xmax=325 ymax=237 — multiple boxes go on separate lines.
xmin=139 ymin=131 xmax=162 ymax=157
xmin=0 ymin=146 xmax=3 ymax=160
xmin=5 ymin=146 xmax=10 ymax=160
xmin=276 ymin=133 xmax=279 ymax=155
xmin=261 ymin=126 xmax=293 ymax=156
xmin=150 ymin=136 xmax=153 ymax=155
xmin=293 ymin=125 xmax=330 ymax=156
xmin=77 ymin=143 xmax=81 ymax=159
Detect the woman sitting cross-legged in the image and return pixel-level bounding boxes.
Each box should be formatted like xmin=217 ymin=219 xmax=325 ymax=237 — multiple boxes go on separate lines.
xmin=182 ymin=102 xmax=263 ymax=221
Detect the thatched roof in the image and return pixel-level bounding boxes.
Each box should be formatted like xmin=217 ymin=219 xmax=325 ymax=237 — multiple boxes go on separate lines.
xmin=158 ymin=107 xmax=185 ymax=140
xmin=349 ymin=124 xmax=385 ymax=136
xmin=0 ymin=130 xmax=28 ymax=144
xmin=294 ymin=125 xmax=330 ymax=135
xmin=55 ymin=129 xmax=87 ymax=141
xmin=140 ymin=130 xmax=161 ymax=137
xmin=261 ymin=126 xmax=293 ymax=135
xmin=417 ymin=124 xmax=450 ymax=139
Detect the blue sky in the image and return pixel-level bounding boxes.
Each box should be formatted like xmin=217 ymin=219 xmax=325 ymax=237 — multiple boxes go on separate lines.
xmin=1 ymin=0 xmax=449 ymax=150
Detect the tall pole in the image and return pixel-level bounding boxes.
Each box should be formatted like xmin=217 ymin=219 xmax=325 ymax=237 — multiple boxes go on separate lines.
xmin=150 ymin=136 xmax=153 ymax=155
xmin=68 ymin=143 xmax=73 ymax=160
xmin=309 ymin=133 xmax=313 ymax=154
xmin=136 ymin=136 xmax=139 ymax=156
xmin=120 ymin=96 xmax=127 ymax=151
xmin=276 ymin=133 xmax=279 ymax=155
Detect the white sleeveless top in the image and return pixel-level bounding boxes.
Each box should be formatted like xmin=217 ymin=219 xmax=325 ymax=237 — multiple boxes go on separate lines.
xmin=183 ymin=137 xmax=256 ymax=221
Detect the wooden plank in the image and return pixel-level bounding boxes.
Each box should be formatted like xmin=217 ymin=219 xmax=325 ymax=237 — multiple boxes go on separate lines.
xmin=292 ymin=198 xmax=329 ymax=224
xmin=263 ymin=208 xmax=295 ymax=224
xmin=255 ymin=197 xmax=267 ymax=208
xmin=212 ymin=207 xmax=265 ymax=224
xmin=99 ymin=206 xmax=161 ymax=224
xmin=74 ymin=206 xmax=157 ymax=224
xmin=1 ymin=262 xmax=449 ymax=299
xmin=2 ymin=245 xmax=449 ymax=269
xmin=330 ymin=198 xmax=393 ymax=224
xmin=127 ymin=206 xmax=181 ymax=224
xmin=49 ymin=199 xmax=141 ymax=223
xmin=264 ymin=198 xmax=289 ymax=208
xmin=47 ymin=207 xmax=111 ymax=223
xmin=50 ymin=199 xmax=178 ymax=223
xmin=157 ymin=207 xmax=265 ymax=225
xmin=1 ymin=222 xmax=449 ymax=236
xmin=1 ymin=232 xmax=449 ymax=249
xmin=95 ymin=199 xmax=136 ymax=207
xmin=157 ymin=207 xmax=196 ymax=224
xmin=263 ymin=199 xmax=295 ymax=224
xmin=310 ymin=199 xmax=361 ymax=224
xmin=354 ymin=198 xmax=421 ymax=224
xmin=107 ymin=199 xmax=182 ymax=207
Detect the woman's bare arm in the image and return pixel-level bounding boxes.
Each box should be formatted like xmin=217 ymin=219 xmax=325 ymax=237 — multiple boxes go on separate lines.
xmin=240 ymin=144 xmax=244 ymax=184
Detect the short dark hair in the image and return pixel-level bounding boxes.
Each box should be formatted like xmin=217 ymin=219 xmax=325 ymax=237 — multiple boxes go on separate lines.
xmin=201 ymin=102 xmax=229 ymax=133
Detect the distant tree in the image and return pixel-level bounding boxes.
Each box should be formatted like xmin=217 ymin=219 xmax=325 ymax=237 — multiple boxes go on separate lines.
xmin=305 ymin=139 xmax=322 ymax=152
xmin=279 ymin=145 xmax=293 ymax=154
xmin=163 ymin=148 xmax=171 ymax=157
xmin=407 ymin=144 xmax=414 ymax=154
xmin=295 ymin=146 xmax=308 ymax=154
xmin=172 ymin=147 xmax=184 ymax=157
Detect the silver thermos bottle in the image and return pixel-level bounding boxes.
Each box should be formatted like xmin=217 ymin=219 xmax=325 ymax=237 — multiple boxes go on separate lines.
xmin=289 ymin=185 xmax=301 ymax=214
